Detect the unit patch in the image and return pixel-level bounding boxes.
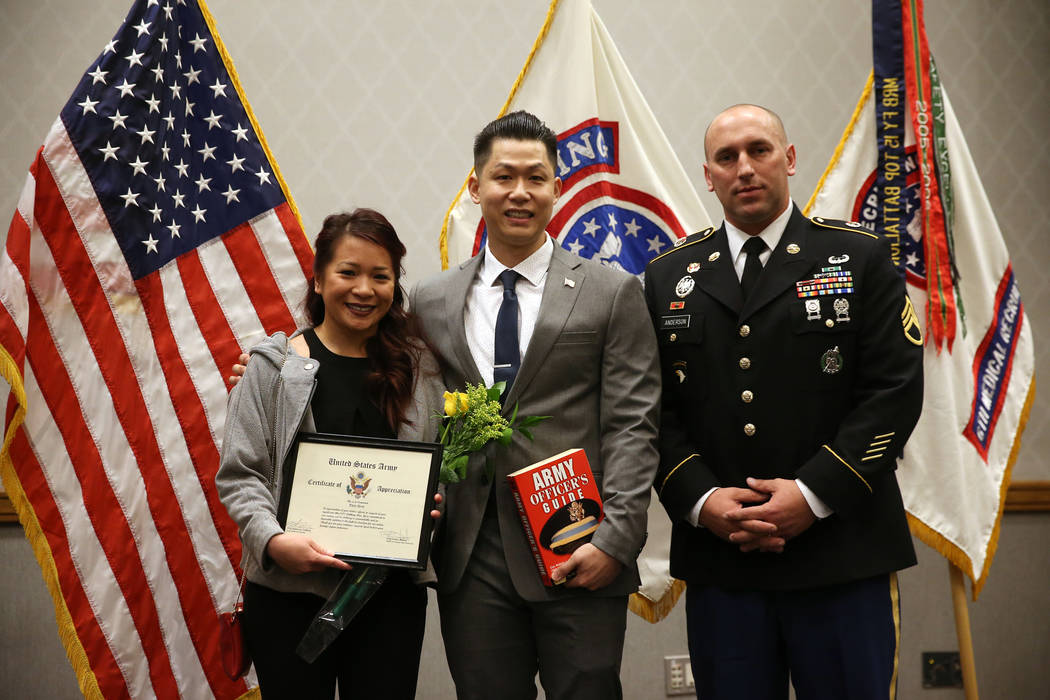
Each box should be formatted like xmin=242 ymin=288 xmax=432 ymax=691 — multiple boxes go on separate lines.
xmin=672 ymin=360 xmax=687 ymax=384
xmin=687 ymin=262 xmax=700 ymax=273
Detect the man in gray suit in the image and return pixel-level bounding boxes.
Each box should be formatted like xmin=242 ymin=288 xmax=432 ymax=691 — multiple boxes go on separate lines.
xmin=411 ymin=111 xmax=660 ymax=700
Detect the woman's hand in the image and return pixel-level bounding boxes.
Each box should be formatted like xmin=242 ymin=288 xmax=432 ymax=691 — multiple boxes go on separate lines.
xmin=227 ymin=353 xmax=250 ymax=387
xmin=265 ymin=533 xmax=351 ymax=575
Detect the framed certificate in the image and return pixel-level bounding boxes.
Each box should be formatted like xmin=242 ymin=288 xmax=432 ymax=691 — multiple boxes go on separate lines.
xmin=276 ymin=432 xmax=442 ymax=569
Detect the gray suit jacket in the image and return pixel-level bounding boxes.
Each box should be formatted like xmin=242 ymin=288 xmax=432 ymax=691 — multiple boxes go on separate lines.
xmin=410 ymin=243 xmax=661 ymax=601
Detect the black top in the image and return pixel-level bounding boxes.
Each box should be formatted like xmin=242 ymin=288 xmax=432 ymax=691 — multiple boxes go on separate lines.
xmin=303 ymin=328 xmax=394 ymax=439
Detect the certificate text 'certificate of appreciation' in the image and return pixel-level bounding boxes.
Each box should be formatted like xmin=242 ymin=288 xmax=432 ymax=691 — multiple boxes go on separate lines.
xmin=277 ymin=433 xmax=441 ymax=569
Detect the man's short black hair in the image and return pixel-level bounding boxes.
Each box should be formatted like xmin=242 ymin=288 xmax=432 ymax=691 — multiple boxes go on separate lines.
xmin=473 ymin=110 xmax=559 ymax=172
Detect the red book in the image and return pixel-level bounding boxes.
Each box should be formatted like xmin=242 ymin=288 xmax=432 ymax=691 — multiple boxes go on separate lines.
xmin=506 ymin=448 xmax=603 ymax=586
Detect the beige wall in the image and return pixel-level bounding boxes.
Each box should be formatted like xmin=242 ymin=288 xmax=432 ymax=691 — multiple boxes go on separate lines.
xmin=1 ymin=0 xmax=1046 ymax=697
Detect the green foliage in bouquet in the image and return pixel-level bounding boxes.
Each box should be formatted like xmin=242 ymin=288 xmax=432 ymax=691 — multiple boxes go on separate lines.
xmin=437 ymin=382 xmax=549 ymax=484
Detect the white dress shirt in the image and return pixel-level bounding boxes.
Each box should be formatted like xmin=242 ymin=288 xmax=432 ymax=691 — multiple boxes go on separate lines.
xmin=464 ymin=237 xmax=553 ymax=388
xmin=687 ymin=204 xmax=832 ymax=526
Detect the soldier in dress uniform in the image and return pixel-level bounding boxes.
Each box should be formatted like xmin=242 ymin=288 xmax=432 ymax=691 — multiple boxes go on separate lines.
xmin=643 ymin=104 xmax=924 ymax=699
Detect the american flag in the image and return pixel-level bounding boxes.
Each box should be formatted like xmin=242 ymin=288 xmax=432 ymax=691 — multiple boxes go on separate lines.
xmin=0 ymin=0 xmax=311 ymax=697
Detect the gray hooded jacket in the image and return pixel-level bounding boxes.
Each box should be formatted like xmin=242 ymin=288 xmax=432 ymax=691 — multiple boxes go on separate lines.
xmin=215 ymin=330 xmax=445 ymax=597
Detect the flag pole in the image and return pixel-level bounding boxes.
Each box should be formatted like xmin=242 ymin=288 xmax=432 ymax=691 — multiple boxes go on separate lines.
xmin=949 ymin=562 xmax=979 ymax=699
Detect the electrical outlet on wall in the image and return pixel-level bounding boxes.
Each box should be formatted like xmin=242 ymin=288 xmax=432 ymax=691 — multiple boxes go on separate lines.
xmin=664 ymin=655 xmax=695 ymax=696
xmin=922 ymin=651 xmax=963 ymax=688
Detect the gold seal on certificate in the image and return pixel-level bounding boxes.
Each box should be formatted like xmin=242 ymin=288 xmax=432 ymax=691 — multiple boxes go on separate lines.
xmin=276 ymin=433 xmax=442 ymax=569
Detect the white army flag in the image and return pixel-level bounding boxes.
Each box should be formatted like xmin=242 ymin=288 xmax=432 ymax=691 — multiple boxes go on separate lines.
xmin=806 ymin=75 xmax=1035 ymax=596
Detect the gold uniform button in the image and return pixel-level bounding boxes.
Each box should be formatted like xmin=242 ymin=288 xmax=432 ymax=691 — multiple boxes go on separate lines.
xmin=739 ymin=324 xmax=751 ymax=338
xmin=669 ymin=333 xmax=677 ymax=341
xmin=741 ymin=390 xmax=753 ymax=403
xmin=744 ymin=423 xmax=756 ymax=436
xmin=739 ymin=357 xmax=751 ymax=370
xmin=825 ymin=319 xmax=835 ymax=328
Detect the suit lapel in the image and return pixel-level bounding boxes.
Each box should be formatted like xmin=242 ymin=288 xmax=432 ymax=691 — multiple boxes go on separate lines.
xmin=505 ymin=245 xmax=584 ymax=409
xmin=444 ymin=254 xmax=485 ymax=386
xmin=742 ymin=207 xmax=815 ymax=318
xmin=694 ymin=227 xmax=743 ymax=315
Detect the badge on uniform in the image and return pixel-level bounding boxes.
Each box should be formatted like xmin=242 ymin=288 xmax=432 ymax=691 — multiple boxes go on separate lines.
xmin=821 ymin=346 xmax=843 ymax=374
xmin=829 ymin=254 xmax=850 ymax=264
xmin=862 ymin=431 xmax=895 ymax=462
xmin=660 ymin=315 xmax=690 ymax=330
xmin=672 ymin=360 xmax=687 ymax=384
xmin=833 ymin=298 xmax=850 ymax=323
xmin=805 ymin=299 xmax=821 ymax=321
xmin=786 ymin=243 xmax=801 ymax=255
xmin=901 ymin=295 xmax=923 ymax=345
xmin=708 ymin=252 xmax=720 ymax=262
xmin=669 ymin=301 xmax=685 ymax=310
xmin=686 ymin=262 xmax=700 ymax=273
xmin=797 ymin=267 xmax=854 ymax=298
xmin=675 ymin=275 xmax=695 ymax=298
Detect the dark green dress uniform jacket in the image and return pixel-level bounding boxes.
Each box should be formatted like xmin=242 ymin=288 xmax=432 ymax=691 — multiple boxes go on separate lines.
xmin=643 ymin=206 xmax=923 ymax=591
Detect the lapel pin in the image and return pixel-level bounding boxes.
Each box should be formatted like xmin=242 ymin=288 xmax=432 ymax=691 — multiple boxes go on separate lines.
xmin=687 ymin=262 xmax=700 ymax=273
xmin=786 ymin=243 xmax=800 ymax=255
xmin=564 ymin=277 xmax=575 ymax=288
xmin=708 ymin=251 xmax=720 ymax=262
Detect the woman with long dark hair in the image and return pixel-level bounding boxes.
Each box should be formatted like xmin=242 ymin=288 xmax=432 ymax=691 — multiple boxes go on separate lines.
xmin=216 ymin=209 xmax=444 ymax=699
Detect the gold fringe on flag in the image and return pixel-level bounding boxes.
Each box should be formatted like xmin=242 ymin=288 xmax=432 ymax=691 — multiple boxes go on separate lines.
xmin=0 ymin=342 xmax=104 ymax=699
xmin=905 ymin=376 xmax=1034 ymax=600
xmin=804 ymin=70 xmax=1037 ymax=601
xmin=627 ymin=578 xmax=686 ymax=624
xmin=802 ymin=71 xmax=874 ymax=218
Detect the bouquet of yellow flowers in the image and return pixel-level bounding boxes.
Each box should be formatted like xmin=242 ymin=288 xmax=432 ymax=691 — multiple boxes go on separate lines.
xmin=438 ymin=382 xmax=549 ymax=484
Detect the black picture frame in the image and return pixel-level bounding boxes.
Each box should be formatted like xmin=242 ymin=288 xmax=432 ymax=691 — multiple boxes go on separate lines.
xmin=276 ymin=432 xmax=441 ymax=570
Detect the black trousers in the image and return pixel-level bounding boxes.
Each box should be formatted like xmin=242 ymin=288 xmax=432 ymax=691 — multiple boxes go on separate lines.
xmin=242 ymin=570 xmax=427 ymax=700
